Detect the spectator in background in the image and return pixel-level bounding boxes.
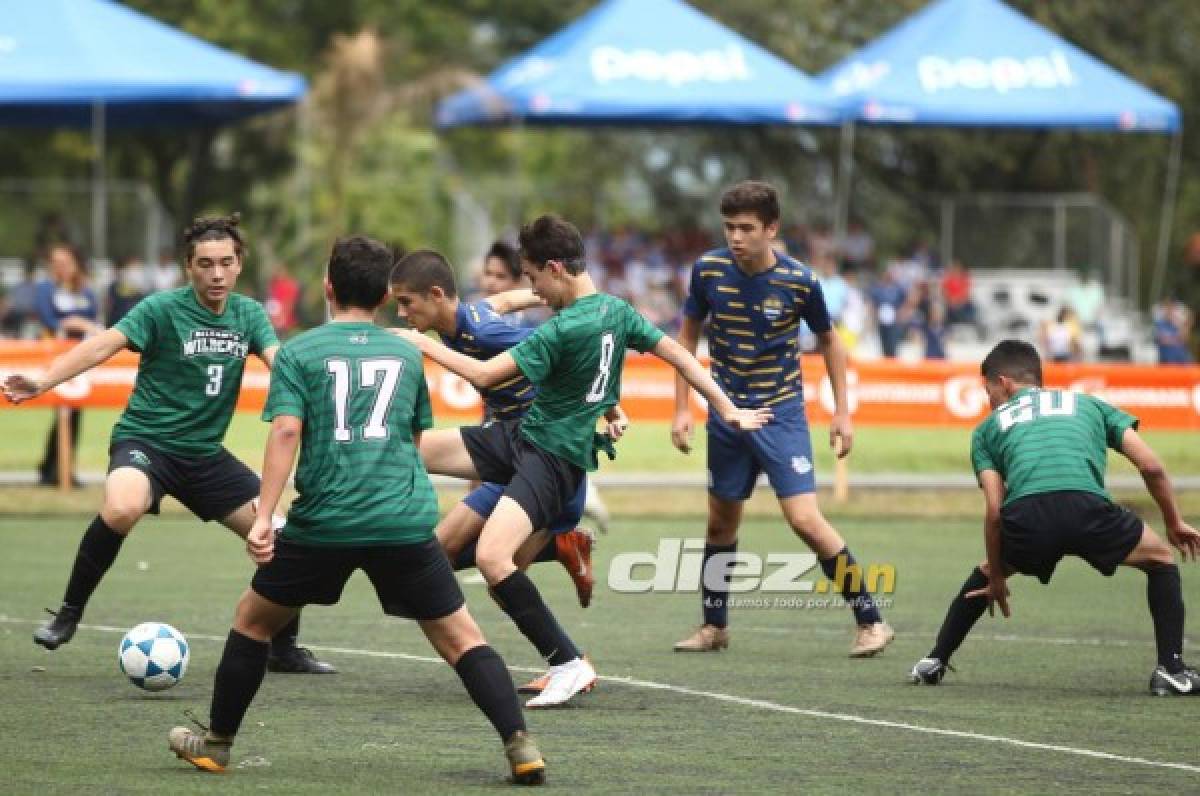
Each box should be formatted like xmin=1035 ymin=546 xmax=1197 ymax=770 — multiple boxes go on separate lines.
xmin=840 ymin=219 xmax=875 ymax=270
xmin=2 ymin=261 xmax=40 ymax=338
xmin=34 ymin=243 xmax=101 ymax=486
xmin=105 ymin=255 xmax=145 ymax=326
xmin=1154 ymin=298 xmax=1193 ymax=365
xmin=918 ymin=292 xmax=948 ymax=360
xmin=148 ymin=246 xmax=182 ymax=292
xmin=868 ymin=265 xmax=907 ymax=358
xmin=1041 ymin=306 xmax=1083 ymax=364
xmin=480 ymin=240 xmax=522 ymax=295
xmin=837 ymin=266 xmax=868 ymax=355
xmin=813 ymin=253 xmax=848 ymax=326
xmin=265 ymin=262 xmax=302 ymax=337
xmin=942 ymin=259 xmax=978 ymax=328
xmin=1069 ymin=268 xmax=1106 ymax=335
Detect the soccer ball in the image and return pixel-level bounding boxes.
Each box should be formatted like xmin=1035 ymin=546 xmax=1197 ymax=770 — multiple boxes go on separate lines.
xmin=118 ymin=622 xmax=189 ymax=692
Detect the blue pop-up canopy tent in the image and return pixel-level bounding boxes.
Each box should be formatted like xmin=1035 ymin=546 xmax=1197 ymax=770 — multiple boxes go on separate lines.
xmin=437 ymin=0 xmax=844 ymax=128
xmin=0 ymin=0 xmax=307 ymax=254
xmin=819 ymin=0 xmax=1178 ymax=131
xmin=816 ymin=0 xmax=1182 ymax=299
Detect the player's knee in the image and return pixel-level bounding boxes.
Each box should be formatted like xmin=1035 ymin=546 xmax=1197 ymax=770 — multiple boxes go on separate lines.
xmin=100 ymin=500 xmax=146 ymax=533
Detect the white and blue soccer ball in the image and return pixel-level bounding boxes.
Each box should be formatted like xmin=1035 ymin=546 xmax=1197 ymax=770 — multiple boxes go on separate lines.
xmin=118 ymin=622 xmax=189 ymax=692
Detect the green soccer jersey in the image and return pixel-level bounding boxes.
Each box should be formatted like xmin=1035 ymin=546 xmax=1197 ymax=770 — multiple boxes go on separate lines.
xmin=112 ymin=287 xmax=278 ymax=457
xmin=263 ymin=322 xmax=437 ymax=546
xmin=971 ymin=386 xmax=1138 ymax=506
xmin=509 ymin=293 xmax=664 ymax=471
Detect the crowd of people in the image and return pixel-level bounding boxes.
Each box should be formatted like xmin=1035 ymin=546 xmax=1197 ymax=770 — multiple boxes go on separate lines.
xmin=3 ymin=215 xmax=1196 ymax=370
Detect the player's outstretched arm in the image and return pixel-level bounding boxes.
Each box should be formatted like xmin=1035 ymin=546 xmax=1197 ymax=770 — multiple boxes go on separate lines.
xmin=2 ymin=327 xmax=128 ymax=404
xmin=249 ymin=414 xmax=302 ymax=565
xmin=652 ymin=335 xmax=771 ymax=432
xmin=814 ymin=329 xmax=853 ymax=458
xmin=965 ymin=469 xmax=1012 ymax=617
xmin=392 ymin=328 xmax=519 ymax=388
xmin=484 ymin=288 xmax=545 ymax=315
xmin=670 ymin=316 xmax=702 ymax=453
xmin=1121 ymin=428 xmax=1200 ymax=560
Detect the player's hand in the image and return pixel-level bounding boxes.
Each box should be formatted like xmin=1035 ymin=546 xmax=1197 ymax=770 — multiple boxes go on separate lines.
xmin=670 ymin=410 xmax=694 ymax=454
xmin=966 ymin=574 xmax=1011 ymax=618
xmin=2 ymin=373 xmax=44 ymax=404
xmin=391 ymin=328 xmax=429 ymax=350
xmin=1167 ymin=521 xmax=1200 ymax=561
xmin=829 ymin=412 xmax=853 ymax=459
xmin=246 ymin=517 xmax=276 ymax=565
xmin=605 ymin=405 xmax=630 ymax=441
xmin=723 ymin=407 xmax=773 ymax=432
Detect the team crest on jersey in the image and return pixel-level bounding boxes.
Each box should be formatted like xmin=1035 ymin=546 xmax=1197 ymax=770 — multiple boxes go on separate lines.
xmin=762 ymin=295 xmax=786 ymax=322
xmin=349 ymin=332 xmax=369 ymax=344
xmin=182 ymin=329 xmax=249 ymax=359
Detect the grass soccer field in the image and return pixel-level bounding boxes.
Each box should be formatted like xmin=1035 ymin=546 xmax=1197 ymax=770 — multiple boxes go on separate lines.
xmin=3 ymin=512 xmax=1199 ymax=793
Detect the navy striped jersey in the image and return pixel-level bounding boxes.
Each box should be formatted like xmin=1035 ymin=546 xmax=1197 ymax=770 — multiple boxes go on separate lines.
xmin=971 ymin=386 xmax=1138 ymax=507
xmin=682 ymin=248 xmax=830 ymax=408
xmin=444 ymin=299 xmax=536 ymax=419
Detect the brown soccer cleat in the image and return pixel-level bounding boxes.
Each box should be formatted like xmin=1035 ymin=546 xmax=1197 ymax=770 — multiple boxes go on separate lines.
xmin=672 ymin=624 xmax=730 ymax=652
xmin=849 ymin=622 xmax=895 ymax=658
xmin=504 ymin=730 xmax=546 ymax=786
xmin=555 ymin=528 xmax=595 ymax=608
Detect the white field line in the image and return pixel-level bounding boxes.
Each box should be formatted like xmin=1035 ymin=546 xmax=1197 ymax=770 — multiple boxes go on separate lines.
xmin=3 ymin=615 xmax=1199 ymax=775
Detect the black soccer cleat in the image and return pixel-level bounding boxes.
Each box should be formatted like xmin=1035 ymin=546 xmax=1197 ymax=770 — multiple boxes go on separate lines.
xmin=909 ymin=657 xmax=950 ymax=685
xmin=1149 ymin=665 xmax=1200 ymax=696
xmin=266 ymin=645 xmax=337 ymax=674
xmin=33 ymin=605 xmax=82 ymax=650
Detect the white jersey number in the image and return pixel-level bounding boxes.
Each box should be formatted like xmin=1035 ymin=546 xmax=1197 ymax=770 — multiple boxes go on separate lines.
xmin=326 ymin=358 xmax=406 ymax=442
xmin=585 ymin=332 xmax=615 ymax=403
xmin=205 ymin=364 xmax=224 ymax=397
xmin=997 ymin=390 xmax=1076 ymax=432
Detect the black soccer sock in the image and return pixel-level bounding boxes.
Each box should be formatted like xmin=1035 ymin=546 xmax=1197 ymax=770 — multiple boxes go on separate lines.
xmin=929 ymin=567 xmax=990 ymax=663
xmin=1146 ymin=563 xmax=1186 ymax=673
xmin=534 ymin=537 xmax=559 ymax=564
xmin=269 ymin=614 xmax=301 ymax=654
xmin=453 ymin=645 xmax=526 ymax=741
xmin=210 ymin=630 xmax=270 ymax=738
xmin=62 ymin=516 xmax=126 ymax=612
xmin=492 ymin=571 xmax=581 ymax=666
xmin=819 ymin=547 xmax=883 ymax=625
xmin=453 ymin=541 xmax=478 ymax=572
xmin=702 ymin=542 xmax=737 ymax=628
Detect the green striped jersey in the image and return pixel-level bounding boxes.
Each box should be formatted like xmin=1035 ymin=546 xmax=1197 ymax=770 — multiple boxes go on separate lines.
xmin=971 ymin=387 xmax=1138 ymax=506
xmin=263 ymin=322 xmax=437 ymax=546
xmin=112 ymin=287 xmax=278 ymax=457
xmin=509 ymin=293 xmax=663 ymax=471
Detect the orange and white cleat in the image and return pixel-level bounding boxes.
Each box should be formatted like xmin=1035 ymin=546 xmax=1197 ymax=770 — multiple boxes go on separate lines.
xmin=555 ymin=528 xmax=595 ymax=608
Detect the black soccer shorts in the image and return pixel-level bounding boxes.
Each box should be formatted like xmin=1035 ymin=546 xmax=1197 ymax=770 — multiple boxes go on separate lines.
xmin=251 ymin=537 xmax=465 ymax=620
xmin=108 ymin=438 xmax=259 ymax=522
xmin=459 ymin=420 xmax=585 ymax=532
xmin=1000 ymin=490 xmax=1145 ymax=584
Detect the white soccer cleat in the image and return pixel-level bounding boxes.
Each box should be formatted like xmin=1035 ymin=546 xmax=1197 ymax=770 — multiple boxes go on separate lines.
xmin=525 ymin=657 xmax=597 ymax=709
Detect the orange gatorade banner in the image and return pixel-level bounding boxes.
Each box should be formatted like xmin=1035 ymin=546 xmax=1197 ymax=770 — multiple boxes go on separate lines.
xmin=3 ymin=341 xmax=1200 ymax=429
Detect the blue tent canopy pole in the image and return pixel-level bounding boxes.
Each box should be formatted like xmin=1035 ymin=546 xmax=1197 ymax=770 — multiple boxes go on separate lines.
xmin=91 ymin=102 xmax=106 ymax=259
xmin=1150 ymin=129 xmax=1184 ymax=303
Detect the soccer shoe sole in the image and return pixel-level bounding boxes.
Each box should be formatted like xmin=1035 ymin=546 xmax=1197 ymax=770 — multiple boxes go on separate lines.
xmin=509 ymin=760 xmax=547 ymax=786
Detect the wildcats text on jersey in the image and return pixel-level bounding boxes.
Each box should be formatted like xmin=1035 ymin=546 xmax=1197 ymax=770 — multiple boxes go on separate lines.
xmin=182 ymin=329 xmax=250 ymax=359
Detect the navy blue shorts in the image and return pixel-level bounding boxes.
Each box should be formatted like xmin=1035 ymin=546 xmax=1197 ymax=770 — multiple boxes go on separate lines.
xmin=706 ymin=399 xmax=815 ymax=501
xmin=463 ymin=475 xmax=586 ymax=535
